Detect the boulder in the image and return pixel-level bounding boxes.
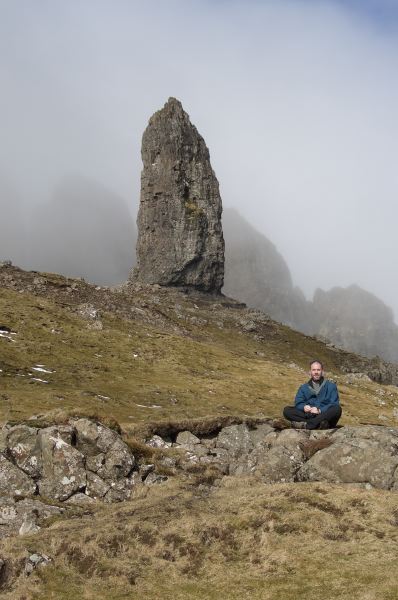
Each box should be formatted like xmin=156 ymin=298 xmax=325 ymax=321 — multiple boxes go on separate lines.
xmin=74 ymin=419 xmax=135 ymax=481
xmin=146 ymin=435 xmax=171 ymax=449
xmin=176 ymin=431 xmax=201 ymax=446
xmin=6 ymin=425 xmax=41 ymax=477
xmin=297 ymin=427 xmax=398 ymax=489
xmin=255 ymin=445 xmax=305 ymax=483
xmin=37 ymin=427 xmax=86 ymax=501
xmin=0 ymin=455 xmax=36 ymax=499
xmin=216 ymin=424 xmax=253 ymax=459
xmin=248 ymin=423 xmax=275 ymax=446
xmin=86 ymin=471 xmax=110 ymax=499
xmin=0 ymin=496 xmax=62 ymax=539
xmin=104 ymin=476 xmax=137 ymax=503
xmin=65 ymin=493 xmax=95 ymax=505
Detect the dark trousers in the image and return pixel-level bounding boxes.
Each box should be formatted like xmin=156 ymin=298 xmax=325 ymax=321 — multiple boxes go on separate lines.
xmin=283 ymin=405 xmax=342 ymax=430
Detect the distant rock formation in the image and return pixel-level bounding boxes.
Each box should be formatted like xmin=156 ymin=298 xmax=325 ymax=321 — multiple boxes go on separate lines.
xmin=223 ymin=209 xmax=398 ymax=364
xmin=313 ymin=285 xmax=398 ymax=363
xmin=133 ymin=98 xmax=224 ymax=293
xmin=222 ymin=208 xmax=312 ymax=332
xmin=29 ymin=175 xmax=135 ymax=285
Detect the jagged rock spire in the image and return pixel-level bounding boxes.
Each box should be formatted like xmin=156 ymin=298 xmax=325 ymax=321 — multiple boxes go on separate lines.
xmin=132 ymin=97 xmax=224 ymax=293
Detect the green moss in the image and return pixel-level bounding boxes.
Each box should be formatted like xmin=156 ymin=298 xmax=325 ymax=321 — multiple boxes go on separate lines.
xmin=184 ymin=199 xmax=204 ymax=219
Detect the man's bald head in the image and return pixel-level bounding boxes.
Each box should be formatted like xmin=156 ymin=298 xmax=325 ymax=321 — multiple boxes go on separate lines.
xmin=309 ymin=360 xmax=324 ymax=381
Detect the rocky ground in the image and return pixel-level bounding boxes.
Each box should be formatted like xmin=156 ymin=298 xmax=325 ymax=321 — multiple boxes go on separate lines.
xmin=2 ymin=414 xmax=398 ymax=598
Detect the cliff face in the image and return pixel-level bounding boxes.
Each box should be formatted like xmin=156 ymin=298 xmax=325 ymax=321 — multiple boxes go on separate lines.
xmin=222 ymin=208 xmax=312 ymax=332
xmin=313 ymin=285 xmax=398 ymax=363
xmin=133 ymin=98 xmax=224 ymax=293
xmin=223 ymin=209 xmax=398 ymax=363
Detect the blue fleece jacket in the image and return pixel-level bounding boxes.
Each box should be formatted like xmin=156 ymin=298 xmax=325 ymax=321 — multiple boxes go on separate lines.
xmin=294 ymin=379 xmax=339 ymax=413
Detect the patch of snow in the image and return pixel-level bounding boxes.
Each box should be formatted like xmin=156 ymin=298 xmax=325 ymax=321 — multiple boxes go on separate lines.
xmin=97 ymin=395 xmax=110 ymax=400
xmin=31 ymin=378 xmax=49 ymax=384
xmin=0 ymin=333 xmax=15 ymax=341
xmin=32 ymin=367 xmax=54 ymax=374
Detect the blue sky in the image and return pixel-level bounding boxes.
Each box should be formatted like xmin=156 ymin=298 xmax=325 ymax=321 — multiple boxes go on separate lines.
xmin=335 ymin=0 xmax=398 ymax=24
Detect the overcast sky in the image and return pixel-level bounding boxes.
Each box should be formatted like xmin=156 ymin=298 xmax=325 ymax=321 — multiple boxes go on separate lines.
xmin=1 ymin=0 xmax=398 ymax=317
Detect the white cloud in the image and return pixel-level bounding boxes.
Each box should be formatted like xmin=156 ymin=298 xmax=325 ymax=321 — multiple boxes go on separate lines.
xmin=1 ymin=0 xmax=398 ymax=317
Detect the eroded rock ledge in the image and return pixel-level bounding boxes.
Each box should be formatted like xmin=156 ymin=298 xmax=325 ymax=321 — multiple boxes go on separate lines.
xmin=2 ymin=417 xmax=398 ymax=539
xmin=147 ymin=421 xmax=398 ymax=491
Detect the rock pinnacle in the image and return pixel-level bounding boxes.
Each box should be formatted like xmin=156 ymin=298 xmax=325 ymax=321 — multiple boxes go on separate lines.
xmin=132 ymin=97 xmax=224 ymax=293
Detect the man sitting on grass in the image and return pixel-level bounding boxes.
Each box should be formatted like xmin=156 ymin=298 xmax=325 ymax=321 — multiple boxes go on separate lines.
xmin=283 ymin=360 xmax=342 ymax=430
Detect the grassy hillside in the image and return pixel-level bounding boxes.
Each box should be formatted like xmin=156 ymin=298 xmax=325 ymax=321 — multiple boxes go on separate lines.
xmin=1 ymin=265 xmax=397 ymax=431
xmin=1 ymin=264 xmax=398 ymax=599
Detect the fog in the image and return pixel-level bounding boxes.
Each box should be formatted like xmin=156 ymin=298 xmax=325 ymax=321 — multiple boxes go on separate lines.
xmin=1 ymin=1 xmax=398 ymax=316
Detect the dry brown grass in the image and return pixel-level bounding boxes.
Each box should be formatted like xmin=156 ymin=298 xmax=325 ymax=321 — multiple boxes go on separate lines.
xmin=1 ymin=479 xmax=398 ymax=599
xmin=1 ymin=281 xmax=398 ymax=432
xmin=299 ymin=437 xmax=335 ymax=460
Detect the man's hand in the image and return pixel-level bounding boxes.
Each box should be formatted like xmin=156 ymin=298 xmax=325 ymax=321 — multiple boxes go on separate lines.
xmin=304 ymin=405 xmax=320 ymax=414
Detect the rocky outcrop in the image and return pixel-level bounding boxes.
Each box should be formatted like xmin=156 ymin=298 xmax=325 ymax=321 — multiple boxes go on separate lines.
xmin=313 ymin=285 xmax=398 ymax=363
xmin=222 ymin=208 xmax=312 ymax=331
xmin=149 ymin=421 xmax=398 ymax=491
xmin=133 ymin=97 xmax=224 ymax=292
xmin=0 ymin=418 xmax=151 ymax=537
xmin=4 ymin=415 xmax=398 ymax=541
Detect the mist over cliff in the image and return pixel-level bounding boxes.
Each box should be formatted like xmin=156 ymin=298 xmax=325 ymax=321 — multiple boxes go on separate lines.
xmin=223 ymin=209 xmax=398 ymax=363
xmin=222 ymin=208 xmax=312 ymax=333
xmin=29 ymin=175 xmax=136 ymax=285
xmin=3 ymin=184 xmax=397 ymax=362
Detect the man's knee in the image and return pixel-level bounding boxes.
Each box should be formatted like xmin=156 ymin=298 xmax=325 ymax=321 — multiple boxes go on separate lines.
xmin=283 ymin=406 xmax=294 ymax=420
xmin=323 ymin=404 xmax=342 ymax=425
xmin=324 ymin=404 xmax=341 ymax=416
xmin=330 ymin=405 xmax=342 ymax=418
